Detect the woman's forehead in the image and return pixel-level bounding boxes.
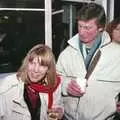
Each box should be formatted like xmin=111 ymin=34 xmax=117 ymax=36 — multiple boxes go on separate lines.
xmin=32 ymin=56 xmax=42 ymax=62
xmin=115 ymin=24 xmax=120 ymax=29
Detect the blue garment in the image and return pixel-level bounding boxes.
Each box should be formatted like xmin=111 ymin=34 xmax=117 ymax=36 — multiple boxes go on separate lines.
xmin=79 ymin=33 xmax=102 ymax=70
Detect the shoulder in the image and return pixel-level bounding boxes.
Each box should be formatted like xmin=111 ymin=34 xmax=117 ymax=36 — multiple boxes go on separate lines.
xmin=0 ymin=73 xmax=19 ymax=94
xmin=109 ymin=41 xmax=120 ymax=48
xmin=102 ymin=41 xmax=120 ymax=52
xmin=108 ymin=42 xmax=120 ymax=55
xmin=101 ymin=31 xmax=111 ymax=46
xmin=100 ymin=41 xmax=120 ymax=64
xmin=59 ymin=34 xmax=81 ymax=58
xmin=58 ymin=45 xmax=78 ymax=62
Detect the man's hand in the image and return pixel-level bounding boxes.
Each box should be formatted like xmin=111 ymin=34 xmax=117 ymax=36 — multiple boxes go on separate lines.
xmin=67 ymin=80 xmax=85 ymax=97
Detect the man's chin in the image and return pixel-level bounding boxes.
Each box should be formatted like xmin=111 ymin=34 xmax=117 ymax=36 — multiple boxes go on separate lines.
xmin=81 ymin=40 xmax=90 ymax=44
xmin=81 ymin=39 xmax=94 ymax=45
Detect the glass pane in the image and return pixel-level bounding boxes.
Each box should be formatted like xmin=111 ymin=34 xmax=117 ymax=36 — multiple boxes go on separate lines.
xmin=52 ymin=1 xmax=88 ymax=60
xmin=0 ymin=0 xmax=44 ymax=8
xmin=0 ymin=10 xmax=45 ymax=73
xmin=0 ymin=0 xmax=62 ymax=72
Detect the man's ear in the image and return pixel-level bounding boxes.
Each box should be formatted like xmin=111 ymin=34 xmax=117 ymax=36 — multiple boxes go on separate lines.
xmin=98 ymin=28 xmax=104 ymax=32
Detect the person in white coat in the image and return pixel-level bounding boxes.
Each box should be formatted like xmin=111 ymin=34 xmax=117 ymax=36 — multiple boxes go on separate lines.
xmin=57 ymin=3 xmax=120 ymax=120
xmin=104 ymin=17 xmax=120 ymax=120
xmin=0 ymin=44 xmax=64 ymax=120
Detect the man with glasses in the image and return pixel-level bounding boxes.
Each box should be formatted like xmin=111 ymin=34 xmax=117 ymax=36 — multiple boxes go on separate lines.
xmin=57 ymin=2 xmax=120 ymax=120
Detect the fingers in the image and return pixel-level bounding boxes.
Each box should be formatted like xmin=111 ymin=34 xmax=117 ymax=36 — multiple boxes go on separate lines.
xmin=52 ymin=106 xmax=64 ymax=119
xmin=48 ymin=107 xmax=64 ymax=120
xmin=47 ymin=109 xmax=58 ymax=120
xmin=68 ymin=81 xmax=81 ymax=93
xmin=67 ymin=80 xmax=84 ymax=97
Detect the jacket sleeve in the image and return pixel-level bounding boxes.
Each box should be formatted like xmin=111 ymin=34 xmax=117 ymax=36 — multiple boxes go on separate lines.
xmin=52 ymin=77 xmax=63 ymax=106
xmin=56 ymin=52 xmax=71 ymax=96
xmin=52 ymin=78 xmax=64 ymax=119
xmin=56 ymin=46 xmax=87 ymax=96
xmin=0 ymin=95 xmax=7 ymax=120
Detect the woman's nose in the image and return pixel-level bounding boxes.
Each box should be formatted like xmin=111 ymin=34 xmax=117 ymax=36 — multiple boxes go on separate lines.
xmin=34 ymin=64 xmax=39 ymax=72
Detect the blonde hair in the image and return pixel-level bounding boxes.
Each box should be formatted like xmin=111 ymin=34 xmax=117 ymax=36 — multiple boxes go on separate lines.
xmin=17 ymin=44 xmax=56 ymax=88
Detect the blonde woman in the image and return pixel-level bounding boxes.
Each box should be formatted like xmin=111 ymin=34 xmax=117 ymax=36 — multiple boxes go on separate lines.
xmin=0 ymin=44 xmax=64 ymax=120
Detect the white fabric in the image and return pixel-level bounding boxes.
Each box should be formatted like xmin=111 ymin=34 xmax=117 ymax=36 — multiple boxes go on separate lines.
xmin=0 ymin=73 xmax=62 ymax=120
xmin=57 ymin=31 xmax=120 ymax=120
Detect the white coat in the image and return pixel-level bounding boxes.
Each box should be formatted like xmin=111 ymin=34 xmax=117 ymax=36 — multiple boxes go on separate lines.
xmin=0 ymin=73 xmax=62 ymax=120
xmin=57 ymin=31 xmax=120 ymax=120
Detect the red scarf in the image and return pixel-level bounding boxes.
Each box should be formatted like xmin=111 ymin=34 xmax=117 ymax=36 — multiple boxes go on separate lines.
xmin=26 ymin=76 xmax=61 ymax=109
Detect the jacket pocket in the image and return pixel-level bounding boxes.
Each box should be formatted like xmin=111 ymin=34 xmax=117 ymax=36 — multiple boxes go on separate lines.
xmin=11 ymin=110 xmax=24 ymax=120
xmin=11 ymin=101 xmax=31 ymax=120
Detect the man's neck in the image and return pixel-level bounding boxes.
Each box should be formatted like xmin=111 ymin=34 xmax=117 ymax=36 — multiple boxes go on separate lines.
xmin=84 ymin=40 xmax=95 ymax=48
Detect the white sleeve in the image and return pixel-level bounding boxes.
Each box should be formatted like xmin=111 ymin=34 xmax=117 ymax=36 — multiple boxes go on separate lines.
xmin=0 ymin=95 xmax=6 ymax=120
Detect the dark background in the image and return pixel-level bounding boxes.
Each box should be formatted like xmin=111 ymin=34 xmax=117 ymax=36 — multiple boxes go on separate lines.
xmin=0 ymin=0 xmax=119 ymax=73
xmin=114 ymin=0 xmax=120 ymax=18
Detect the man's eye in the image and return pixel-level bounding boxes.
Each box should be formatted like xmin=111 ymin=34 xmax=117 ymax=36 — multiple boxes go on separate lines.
xmin=84 ymin=26 xmax=92 ymax=30
xmin=79 ymin=25 xmax=92 ymax=30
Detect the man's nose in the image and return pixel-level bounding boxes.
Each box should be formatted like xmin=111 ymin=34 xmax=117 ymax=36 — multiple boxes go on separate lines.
xmin=79 ymin=27 xmax=86 ymax=35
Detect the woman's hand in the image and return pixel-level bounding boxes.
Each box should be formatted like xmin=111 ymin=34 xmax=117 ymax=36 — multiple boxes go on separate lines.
xmin=47 ymin=109 xmax=58 ymax=120
xmin=47 ymin=106 xmax=64 ymax=120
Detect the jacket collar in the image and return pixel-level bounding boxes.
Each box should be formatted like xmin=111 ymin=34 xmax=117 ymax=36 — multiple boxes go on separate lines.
xmin=0 ymin=73 xmax=30 ymax=116
xmin=12 ymin=80 xmax=27 ymax=108
xmin=100 ymin=31 xmax=112 ymax=48
xmin=0 ymin=73 xmax=18 ymax=93
xmin=11 ymin=79 xmax=31 ymax=116
xmin=0 ymin=73 xmax=27 ymax=108
xmin=67 ymin=31 xmax=111 ymax=50
xmin=68 ymin=34 xmax=80 ymax=50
